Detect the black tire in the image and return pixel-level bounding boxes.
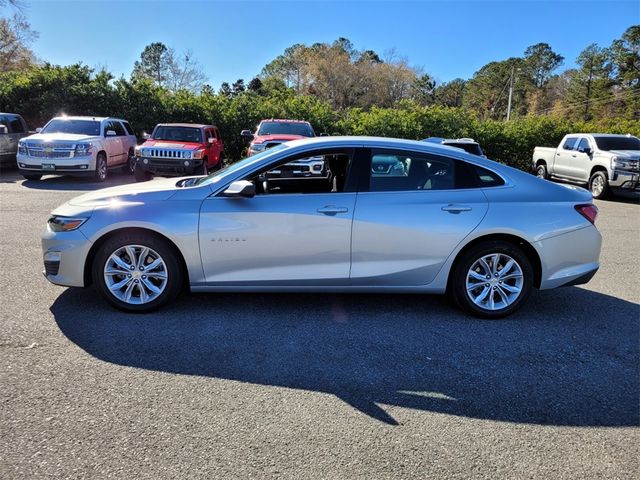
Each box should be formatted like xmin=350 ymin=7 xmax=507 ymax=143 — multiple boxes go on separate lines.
xmin=535 ymin=164 xmax=548 ymax=179
xmin=92 ymin=231 xmax=184 ymax=313
xmin=195 ymin=159 xmax=208 ymax=176
xmin=450 ymin=240 xmax=534 ymax=319
xmin=22 ymin=174 xmax=42 ymax=181
xmin=94 ymin=152 xmax=107 ymax=183
xmin=134 ymin=165 xmax=152 ymax=182
xmin=122 ymin=148 xmax=135 ymax=174
xmin=588 ymin=170 xmax=610 ymax=199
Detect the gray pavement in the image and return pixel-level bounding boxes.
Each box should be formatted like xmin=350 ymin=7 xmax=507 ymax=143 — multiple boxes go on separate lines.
xmin=1 ymin=168 xmax=638 ymax=479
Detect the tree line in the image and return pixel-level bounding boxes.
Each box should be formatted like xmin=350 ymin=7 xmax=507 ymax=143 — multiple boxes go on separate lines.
xmin=0 ymin=4 xmax=638 ymax=169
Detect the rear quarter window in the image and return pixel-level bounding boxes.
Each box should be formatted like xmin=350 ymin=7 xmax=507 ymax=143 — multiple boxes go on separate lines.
xmin=475 ymin=165 xmax=505 ymax=187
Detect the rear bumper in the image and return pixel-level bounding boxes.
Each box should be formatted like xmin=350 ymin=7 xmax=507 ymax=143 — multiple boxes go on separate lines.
xmin=536 ymin=225 xmax=602 ymax=290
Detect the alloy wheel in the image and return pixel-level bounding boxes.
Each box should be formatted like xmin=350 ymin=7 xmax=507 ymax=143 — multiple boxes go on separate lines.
xmin=465 ymin=253 xmax=524 ymax=311
xmin=103 ymin=244 xmax=168 ymax=305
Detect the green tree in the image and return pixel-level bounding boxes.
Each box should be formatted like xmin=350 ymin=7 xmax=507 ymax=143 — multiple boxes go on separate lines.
xmin=566 ymin=43 xmax=613 ymax=120
xmin=132 ymin=42 xmax=170 ymax=86
xmin=434 ymin=78 xmax=466 ymax=107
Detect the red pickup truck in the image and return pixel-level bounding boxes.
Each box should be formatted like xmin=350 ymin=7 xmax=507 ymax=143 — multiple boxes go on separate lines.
xmin=134 ymin=123 xmax=224 ymax=181
xmin=241 ymin=119 xmax=318 ymax=156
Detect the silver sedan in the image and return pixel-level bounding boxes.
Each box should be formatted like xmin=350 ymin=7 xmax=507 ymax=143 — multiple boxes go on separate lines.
xmin=42 ymin=136 xmax=602 ymax=318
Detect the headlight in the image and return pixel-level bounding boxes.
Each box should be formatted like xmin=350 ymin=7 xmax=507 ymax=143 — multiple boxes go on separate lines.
xmin=611 ymin=156 xmax=629 ymax=169
xmin=75 ymin=143 xmax=93 ymax=156
xmin=134 ymin=146 xmax=142 ymax=155
xmin=251 ymin=143 xmax=266 ymax=152
xmin=18 ymin=141 xmax=27 ymax=154
xmin=182 ymin=151 xmax=192 ymax=159
xmin=48 ymin=216 xmax=87 ymax=232
xmin=192 ymin=149 xmax=204 ymax=159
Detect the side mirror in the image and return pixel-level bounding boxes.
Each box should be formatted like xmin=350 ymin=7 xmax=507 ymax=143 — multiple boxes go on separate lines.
xmin=142 ymin=132 xmax=151 ymax=140
xmin=106 ymin=130 xmax=116 ymax=137
xmin=223 ymin=180 xmax=256 ymax=198
xmin=241 ymin=129 xmax=254 ymax=139
xmin=0 ymin=125 xmax=7 ymax=135
xmin=35 ymin=127 xmax=42 ymax=133
xmin=208 ymin=137 xmax=215 ymax=144
xmin=582 ymin=147 xmax=592 ymax=156
xmin=319 ymin=132 xmax=329 ymax=137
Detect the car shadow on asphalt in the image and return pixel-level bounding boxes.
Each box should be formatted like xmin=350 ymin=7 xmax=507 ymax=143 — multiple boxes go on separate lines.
xmin=50 ymin=287 xmax=639 ymax=427
xmin=0 ymin=167 xmax=135 ymax=190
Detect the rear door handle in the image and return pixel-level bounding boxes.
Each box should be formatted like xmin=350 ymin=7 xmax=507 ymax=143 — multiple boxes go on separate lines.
xmin=317 ymin=206 xmax=349 ymax=215
xmin=441 ymin=204 xmax=472 ymax=213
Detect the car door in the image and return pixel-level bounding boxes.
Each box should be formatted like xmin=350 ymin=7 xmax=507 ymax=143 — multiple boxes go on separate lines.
xmin=553 ymin=136 xmax=579 ymax=178
xmin=350 ymin=149 xmax=489 ymax=286
xmin=572 ymin=137 xmax=594 ymax=181
xmin=205 ymin=128 xmax=222 ymax=166
xmin=198 ymin=148 xmax=359 ymax=284
xmin=102 ymin=121 xmax=123 ymax=166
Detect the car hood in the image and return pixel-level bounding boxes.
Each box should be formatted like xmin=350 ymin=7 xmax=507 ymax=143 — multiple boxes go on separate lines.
xmin=608 ymin=150 xmax=640 ymax=160
xmin=141 ymin=140 xmax=202 ymax=150
xmin=66 ymin=177 xmax=184 ymax=208
xmin=24 ymin=133 xmax=100 ymax=143
xmin=254 ymin=134 xmax=308 ymax=143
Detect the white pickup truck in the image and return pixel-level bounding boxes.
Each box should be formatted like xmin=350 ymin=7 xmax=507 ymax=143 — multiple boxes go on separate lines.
xmin=532 ymin=133 xmax=640 ymax=199
xmin=17 ymin=116 xmax=137 ymax=182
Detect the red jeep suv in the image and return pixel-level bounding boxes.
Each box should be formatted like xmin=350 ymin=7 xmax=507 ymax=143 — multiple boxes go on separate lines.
xmin=134 ymin=123 xmax=224 ymax=181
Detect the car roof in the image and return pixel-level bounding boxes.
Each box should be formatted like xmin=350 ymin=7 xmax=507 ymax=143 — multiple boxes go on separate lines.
xmin=259 ymin=119 xmax=311 ymax=124
xmin=49 ymin=116 xmax=127 ymax=122
xmin=155 ymin=123 xmax=214 ymax=129
xmin=283 ymin=136 xmax=482 ymax=158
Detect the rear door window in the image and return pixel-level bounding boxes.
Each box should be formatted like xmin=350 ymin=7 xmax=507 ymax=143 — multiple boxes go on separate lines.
xmin=122 ymin=121 xmax=135 ymax=136
xmin=112 ymin=121 xmax=126 ymax=136
xmin=562 ymin=137 xmax=578 ymax=150
xmin=8 ymin=116 xmax=25 ymax=133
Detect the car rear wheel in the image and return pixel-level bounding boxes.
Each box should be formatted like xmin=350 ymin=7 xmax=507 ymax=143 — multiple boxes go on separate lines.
xmin=589 ymin=171 xmax=609 ymax=199
xmin=535 ymin=164 xmax=548 ymax=179
xmin=94 ymin=153 xmax=107 ymax=182
xmin=134 ymin=165 xmax=152 ymax=182
xmin=451 ymin=240 xmax=533 ymax=319
xmin=92 ymin=232 xmax=183 ymax=312
xmin=122 ymin=148 xmax=135 ymax=174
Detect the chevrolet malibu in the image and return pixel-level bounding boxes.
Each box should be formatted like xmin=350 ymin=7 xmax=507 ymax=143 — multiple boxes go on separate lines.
xmin=42 ymin=137 xmax=602 ymax=318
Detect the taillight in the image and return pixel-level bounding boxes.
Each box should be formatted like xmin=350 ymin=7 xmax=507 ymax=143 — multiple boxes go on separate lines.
xmin=575 ymin=204 xmax=598 ymax=224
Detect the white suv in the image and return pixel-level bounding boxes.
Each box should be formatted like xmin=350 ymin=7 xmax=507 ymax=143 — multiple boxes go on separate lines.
xmin=17 ymin=116 xmax=137 ymax=182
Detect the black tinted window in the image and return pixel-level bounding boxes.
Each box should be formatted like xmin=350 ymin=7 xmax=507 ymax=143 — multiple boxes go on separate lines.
xmin=562 ymin=137 xmax=578 ymax=150
xmin=577 ymin=138 xmax=591 ymax=152
xmin=42 ymin=119 xmax=101 ymax=136
xmin=122 ymin=121 xmax=134 ymax=135
xmin=593 ymin=136 xmax=640 ymax=151
xmin=8 ymin=116 xmax=25 ymax=133
xmin=370 ymin=151 xmax=455 ymax=191
xmin=474 ymin=165 xmax=505 ymax=187
xmin=112 ymin=121 xmax=126 ymax=136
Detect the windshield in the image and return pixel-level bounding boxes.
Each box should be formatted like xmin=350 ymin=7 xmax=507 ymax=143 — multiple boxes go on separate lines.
xmin=196 ymin=144 xmax=289 ymax=186
xmin=593 ymin=136 xmax=640 ymax=151
xmin=41 ymin=119 xmax=100 ymax=136
xmin=257 ymin=122 xmax=315 ymax=137
xmin=153 ymin=126 xmax=202 ymax=143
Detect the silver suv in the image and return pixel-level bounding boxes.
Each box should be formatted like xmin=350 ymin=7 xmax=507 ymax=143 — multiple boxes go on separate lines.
xmin=0 ymin=113 xmax=29 ymax=168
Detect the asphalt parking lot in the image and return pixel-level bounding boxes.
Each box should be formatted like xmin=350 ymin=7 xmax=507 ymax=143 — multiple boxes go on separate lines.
xmin=1 ymin=168 xmax=638 ymax=479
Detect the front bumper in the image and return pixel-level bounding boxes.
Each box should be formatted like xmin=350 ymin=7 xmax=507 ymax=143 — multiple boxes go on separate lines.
xmin=136 ymin=156 xmax=204 ymax=176
xmin=41 ymin=226 xmax=93 ymax=287
xmin=609 ymin=169 xmax=640 ymax=191
xmin=17 ymin=153 xmax=94 ymax=176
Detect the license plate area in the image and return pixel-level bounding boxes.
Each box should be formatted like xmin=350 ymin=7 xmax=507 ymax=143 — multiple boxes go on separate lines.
xmin=42 ymin=163 xmax=55 ymax=171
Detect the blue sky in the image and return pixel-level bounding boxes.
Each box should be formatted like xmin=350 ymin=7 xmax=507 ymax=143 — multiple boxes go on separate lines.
xmin=10 ymin=0 xmax=640 ymax=88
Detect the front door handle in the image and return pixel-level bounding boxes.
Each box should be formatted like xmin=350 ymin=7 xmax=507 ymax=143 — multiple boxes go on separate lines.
xmin=441 ymin=204 xmax=472 ymax=213
xmin=317 ymin=206 xmax=349 ymax=215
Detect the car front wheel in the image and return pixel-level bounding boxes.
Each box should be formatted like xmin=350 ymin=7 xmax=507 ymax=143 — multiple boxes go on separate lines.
xmin=589 ymin=171 xmax=610 ymax=199
xmin=134 ymin=165 xmax=152 ymax=182
xmin=92 ymin=232 xmax=183 ymax=312
xmin=94 ymin=153 xmax=107 ymax=182
xmin=451 ymin=240 xmax=533 ymax=319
